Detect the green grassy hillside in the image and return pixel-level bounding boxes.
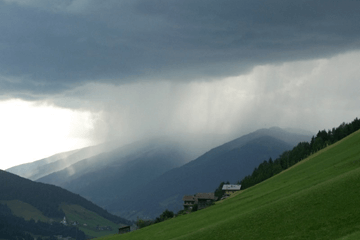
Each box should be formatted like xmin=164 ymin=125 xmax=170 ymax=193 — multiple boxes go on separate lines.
xmin=61 ymin=203 xmax=123 ymax=238
xmin=0 ymin=200 xmax=123 ymax=238
xmin=0 ymin=200 xmax=50 ymax=222
xmin=0 ymin=169 xmax=132 ymax=239
xmin=98 ymin=129 xmax=360 ymax=240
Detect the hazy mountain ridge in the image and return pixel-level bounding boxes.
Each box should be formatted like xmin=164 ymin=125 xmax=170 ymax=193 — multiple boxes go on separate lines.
xmin=6 ymin=141 xmax=124 ymax=180
xmin=6 ymin=148 xmax=80 ymax=179
xmin=212 ymin=127 xmax=311 ymax=153
xmin=37 ymin=137 xmax=197 ymax=186
xmin=60 ymin=144 xmax=190 ymax=207
xmin=114 ymin=134 xmax=297 ymax=219
xmin=9 ymin=134 xmax=227 ymax=182
xmin=10 ymin=128 xmax=311 ymax=221
xmin=35 ymin=135 xmax=227 ymax=212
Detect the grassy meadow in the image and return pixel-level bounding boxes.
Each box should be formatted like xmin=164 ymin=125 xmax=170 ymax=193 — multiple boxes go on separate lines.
xmin=0 ymin=200 xmax=121 ymax=238
xmin=61 ymin=203 xmax=121 ymax=238
xmin=98 ymin=129 xmax=360 ymax=240
xmin=0 ymin=200 xmax=50 ymax=222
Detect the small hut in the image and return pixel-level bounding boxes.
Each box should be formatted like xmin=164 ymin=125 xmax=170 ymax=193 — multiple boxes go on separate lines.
xmin=118 ymin=225 xmax=131 ymax=234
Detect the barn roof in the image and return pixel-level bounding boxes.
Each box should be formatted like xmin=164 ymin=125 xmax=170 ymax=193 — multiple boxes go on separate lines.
xmin=195 ymin=192 xmax=216 ymax=200
xmin=222 ymin=184 xmax=241 ymax=191
xmin=119 ymin=225 xmax=131 ymax=230
xmin=183 ymin=195 xmax=195 ymax=201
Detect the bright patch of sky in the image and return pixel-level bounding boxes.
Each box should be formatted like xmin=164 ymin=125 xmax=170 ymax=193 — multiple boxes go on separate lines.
xmin=0 ymin=100 xmax=96 ymax=169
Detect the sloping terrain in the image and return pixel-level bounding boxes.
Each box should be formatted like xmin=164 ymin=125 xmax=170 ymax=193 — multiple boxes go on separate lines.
xmin=21 ymin=128 xmax=309 ymax=221
xmin=99 ymin=129 xmax=360 ymax=240
xmin=6 ymin=141 xmax=122 ymax=180
xmin=111 ymin=127 xmax=310 ymax=219
xmin=0 ymin=170 xmax=132 ymax=239
xmin=0 ymin=199 xmax=49 ymax=222
xmin=8 ymin=134 xmax=226 ymax=182
xmin=60 ymin=203 xmax=125 ymax=238
xmin=6 ymin=148 xmax=80 ymax=179
xmin=36 ymin=138 xmax=199 ymax=208
xmin=0 ymin=200 xmax=51 ymax=222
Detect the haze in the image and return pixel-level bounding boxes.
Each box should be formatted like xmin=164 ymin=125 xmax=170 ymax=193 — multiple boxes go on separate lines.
xmin=1 ymin=0 xmax=360 ymax=169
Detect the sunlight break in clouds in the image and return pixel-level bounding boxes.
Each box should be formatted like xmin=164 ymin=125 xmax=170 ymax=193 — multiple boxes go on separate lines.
xmin=0 ymin=100 xmax=96 ymax=170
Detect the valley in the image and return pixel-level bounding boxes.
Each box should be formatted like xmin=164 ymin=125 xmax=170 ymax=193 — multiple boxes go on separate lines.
xmin=8 ymin=127 xmax=311 ymax=220
xmin=2 ymin=2 xmax=359 ymax=239
xmin=3 ymin=119 xmax=359 ymax=239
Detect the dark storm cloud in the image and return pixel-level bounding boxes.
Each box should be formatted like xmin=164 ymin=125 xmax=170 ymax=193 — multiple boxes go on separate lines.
xmin=1 ymin=0 xmax=360 ymax=95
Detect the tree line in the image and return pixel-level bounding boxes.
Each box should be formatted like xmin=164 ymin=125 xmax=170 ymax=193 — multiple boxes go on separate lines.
xmin=136 ymin=209 xmax=175 ymax=229
xmin=237 ymin=118 xmax=360 ymax=190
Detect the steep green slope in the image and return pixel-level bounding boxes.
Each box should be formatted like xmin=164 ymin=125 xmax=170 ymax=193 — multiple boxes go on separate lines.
xmin=98 ymin=129 xmax=360 ymax=240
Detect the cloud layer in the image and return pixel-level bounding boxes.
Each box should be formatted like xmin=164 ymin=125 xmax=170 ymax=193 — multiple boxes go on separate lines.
xmin=1 ymin=0 xmax=360 ymax=97
xmin=1 ymin=0 xmax=360 ymax=168
xmin=48 ymin=51 xmax=360 ymax=144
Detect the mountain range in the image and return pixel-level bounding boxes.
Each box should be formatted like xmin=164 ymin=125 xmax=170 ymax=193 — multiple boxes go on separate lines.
xmin=7 ymin=127 xmax=312 ymax=220
xmin=112 ymin=127 xmax=311 ymax=219
xmin=6 ymin=140 xmax=125 ymax=181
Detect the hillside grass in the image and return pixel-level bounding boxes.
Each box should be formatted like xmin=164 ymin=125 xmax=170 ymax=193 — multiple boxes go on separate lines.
xmin=98 ymin=129 xmax=360 ymax=240
xmin=0 ymin=200 xmax=122 ymax=238
xmin=60 ymin=203 xmax=121 ymax=238
xmin=0 ymin=200 xmax=51 ymax=222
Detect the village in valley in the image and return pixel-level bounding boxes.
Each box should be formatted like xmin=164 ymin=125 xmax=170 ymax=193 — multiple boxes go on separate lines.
xmin=61 ymin=216 xmax=113 ymax=230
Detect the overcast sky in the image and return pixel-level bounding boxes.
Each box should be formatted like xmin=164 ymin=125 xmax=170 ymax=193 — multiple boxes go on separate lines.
xmin=1 ymin=0 xmax=360 ymax=169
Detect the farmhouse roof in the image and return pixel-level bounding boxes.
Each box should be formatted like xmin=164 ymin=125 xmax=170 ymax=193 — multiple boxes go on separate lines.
xmin=183 ymin=195 xmax=196 ymax=201
xmin=195 ymin=192 xmax=216 ymax=200
xmin=222 ymin=184 xmax=241 ymax=191
xmin=119 ymin=225 xmax=131 ymax=230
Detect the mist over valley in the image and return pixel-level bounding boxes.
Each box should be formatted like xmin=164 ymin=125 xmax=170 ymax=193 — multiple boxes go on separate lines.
xmin=8 ymin=127 xmax=312 ymax=220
